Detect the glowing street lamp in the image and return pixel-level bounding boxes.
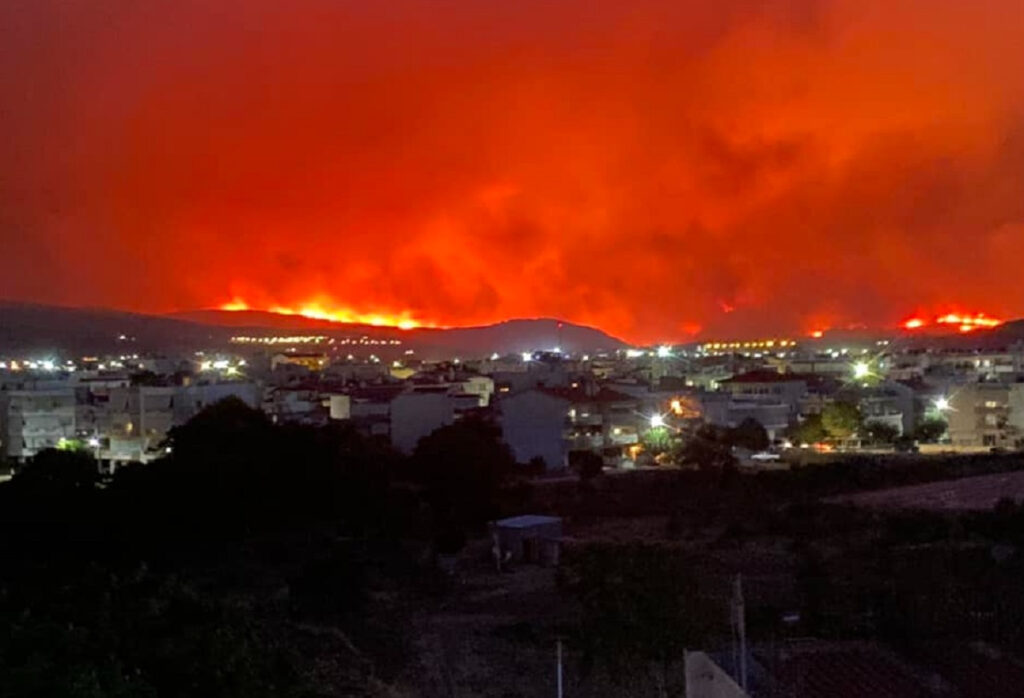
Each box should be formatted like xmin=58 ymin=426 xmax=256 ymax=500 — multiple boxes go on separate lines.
xmin=852 ymin=361 xmax=871 ymax=380
xmin=649 ymin=414 xmax=665 ymax=429
xmin=934 ymin=396 xmax=951 ymax=412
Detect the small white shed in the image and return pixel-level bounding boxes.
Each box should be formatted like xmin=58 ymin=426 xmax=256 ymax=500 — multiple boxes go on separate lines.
xmin=491 ymin=515 xmax=563 ymax=566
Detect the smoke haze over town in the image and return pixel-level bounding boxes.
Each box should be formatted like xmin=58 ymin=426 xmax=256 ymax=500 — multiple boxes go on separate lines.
xmin=3 ymin=0 xmax=1024 ymax=342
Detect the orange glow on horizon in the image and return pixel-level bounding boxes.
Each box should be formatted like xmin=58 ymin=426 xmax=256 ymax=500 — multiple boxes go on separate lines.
xmin=5 ymin=0 xmax=1024 ymax=345
xmin=902 ymin=313 xmax=1003 ymax=333
xmin=218 ymin=299 xmax=1009 ymax=338
xmin=219 ymin=299 xmax=429 ymax=330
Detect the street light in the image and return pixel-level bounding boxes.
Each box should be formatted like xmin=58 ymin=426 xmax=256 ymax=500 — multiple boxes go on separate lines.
xmin=852 ymin=361 xmax=871 ymax=380
xmin=649 ymin=414 xmax=665 ymax=429
xmin=934 ymin=396 xmax=951 ymax=412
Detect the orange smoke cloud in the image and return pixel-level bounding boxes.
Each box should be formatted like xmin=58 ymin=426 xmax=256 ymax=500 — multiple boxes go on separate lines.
xmin=2 ymin=1 xmax=1024 ymax=343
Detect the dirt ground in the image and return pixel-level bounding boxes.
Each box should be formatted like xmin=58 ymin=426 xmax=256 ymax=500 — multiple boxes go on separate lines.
xmin=405 ymin=516 xmax=779 ymax=698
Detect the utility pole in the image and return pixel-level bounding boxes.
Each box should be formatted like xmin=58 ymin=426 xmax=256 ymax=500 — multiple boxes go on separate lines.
xmin=732 ymin=575 xmax=748 ymax=692
xmin=556 ymin=637 xmax=564 ymax=698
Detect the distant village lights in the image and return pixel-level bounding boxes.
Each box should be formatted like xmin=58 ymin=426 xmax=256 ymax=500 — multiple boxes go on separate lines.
xmin=700 ymin=339 xmax=797 ymax=355
xmin=230 ymin=334 xmax=403 ymax=347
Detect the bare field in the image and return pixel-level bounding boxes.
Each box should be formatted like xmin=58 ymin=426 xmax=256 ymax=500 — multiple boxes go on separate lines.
xmin=828 ymin=470 xmax=1024 ymax=511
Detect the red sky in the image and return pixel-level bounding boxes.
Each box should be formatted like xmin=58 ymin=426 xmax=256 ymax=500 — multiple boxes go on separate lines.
xmin=2 ymin=0 xmax=1024 ymax=343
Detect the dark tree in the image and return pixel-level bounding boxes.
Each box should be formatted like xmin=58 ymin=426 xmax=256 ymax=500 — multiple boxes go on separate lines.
xmin=569 ymin=450 xmax=604 ymax=480
xmin=677 ymin=424 xmax=737 ymax=471
xmin=822 ymin=401 xmax=862 ymax=441
xmin=785 ymin=413 xmax=827 ymax=445
xmin=411 ymin=417 xmax=515 ymax=547
xmin=162 ymin=395 xmax=275 ymax=465
xmin=863 ymin=420 xmax=900 ymax=445
xmin=560 ymin=543 xmax=718 ymax=692
xmin=914 ymin=417 xmax=948 ymax=443
xmin=729 ymin=417 xmax=770 ymax=451
xmin=14 ymin=448 xmax=98 ymax=492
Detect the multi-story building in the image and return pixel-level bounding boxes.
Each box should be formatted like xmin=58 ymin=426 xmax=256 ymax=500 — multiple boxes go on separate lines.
xmin=271 ymin=352 xmax=328 ymax=373
xmin=857 ymin=381 xmax=916 ymax=435
xmin=262 ymin=384 xmax=326 ymax=425
xmin=0 ymin=388 xmax=77 ymax=460
xmin=497 ymin=389 xmax=571 ymax=470
xmin=3 ymin=379 xmax=260 ymax=464
xmin=390 ymin=389 xmax=455 ymax=454
xmin=701 ymin=392 xmax=791 ymax=442
xmin=531 ymin=385 xmax=640 ymax=460
xmin=948 ymin=382 xmax=1024 ymax=449
xmin=718 ymin=370 xmax=809 ymax=419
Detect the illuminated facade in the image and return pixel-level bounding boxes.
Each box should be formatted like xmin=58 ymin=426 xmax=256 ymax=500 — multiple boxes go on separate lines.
xmin=271 ymin=352 xmax=328 ymax=372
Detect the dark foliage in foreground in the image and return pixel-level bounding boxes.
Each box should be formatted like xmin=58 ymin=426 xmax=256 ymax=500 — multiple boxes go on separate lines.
xmin=0 ymin=398 xmax=518 ymax=696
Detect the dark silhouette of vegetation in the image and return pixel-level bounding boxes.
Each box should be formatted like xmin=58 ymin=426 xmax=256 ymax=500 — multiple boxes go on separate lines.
xmin=822 ymin=401 xmax=862 ymax=441
xmin=411 ymin=416 xmax=515 ymax=551
xmin=14 ymin=447 xmax=98 ymax=493
xmin=569 ymin=450 xmax=604 ymax=480
xmin=862 ymin=419 xmax=900 ymax=445
xmin=560 ymin=543 xmax=719 ymax=694
xmin=0 ymin=397 xmax=516 ymax=695
xmin=6 ymin=396 xmax=1024 ymax=695
xmin=784 ymin=413 xmax=827 ymax=444
xmin=914 ymin=417 xmax=948 ymax=443
xmin=677 ymin=424 xmax=737 ymax=471
xmin=728 ymin=417 xmax=770 ymax=451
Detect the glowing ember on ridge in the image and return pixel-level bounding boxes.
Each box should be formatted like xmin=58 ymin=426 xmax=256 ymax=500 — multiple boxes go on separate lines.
xmin=220 ymin=300 xmax=428 ymax=330
xmin=902 ymin=313 xmax=1004 ymax=333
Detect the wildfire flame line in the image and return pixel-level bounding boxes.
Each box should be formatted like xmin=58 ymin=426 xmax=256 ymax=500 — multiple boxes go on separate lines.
xmin=219 ymin=299 xmax=426 ymax=330
xmin=903 ymin=313 xmax=1003 ymax=333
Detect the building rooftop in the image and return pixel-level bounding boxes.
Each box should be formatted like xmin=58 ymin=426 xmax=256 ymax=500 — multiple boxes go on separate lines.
xmin=539 ymin=386 xmax=637 ymax=404
xmin=720 ymin=369 xmax=806 ymax=384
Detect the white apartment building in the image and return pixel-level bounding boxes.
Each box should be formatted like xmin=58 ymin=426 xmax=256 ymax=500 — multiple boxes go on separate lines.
xmin=0 ymin=388 xmax=77 ymax=460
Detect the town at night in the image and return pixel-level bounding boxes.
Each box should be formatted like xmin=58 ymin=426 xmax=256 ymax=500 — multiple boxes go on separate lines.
xmin=3 ymin=1 xmax=1024 ymax=696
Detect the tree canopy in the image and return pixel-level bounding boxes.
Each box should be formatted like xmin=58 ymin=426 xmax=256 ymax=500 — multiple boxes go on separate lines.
xmin=785 ymin=413 xmax=827 ymax=445
xmin=411 ymin=417 xmax=515 ymax=549
xmin=677 ymin=425 xmax=737 ymax=471
xmin=729 ymin=417 xmax=770 ymax=451
xmin=863 ymin=420 xmax=900 ymax=445
xmin=914 ymin=417 xmax=948 ymax=443
xmin=822 ymin=401 xmax=862 ymax=441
